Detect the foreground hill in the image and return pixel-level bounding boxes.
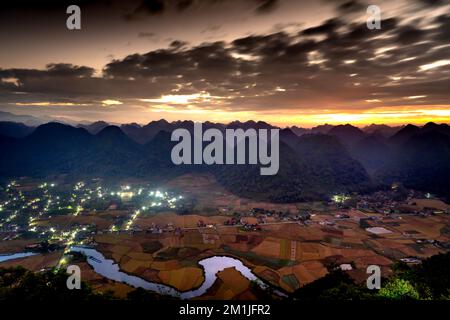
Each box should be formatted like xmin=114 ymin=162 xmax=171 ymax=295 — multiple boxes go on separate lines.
xmin=378 ymin=129 xmax=450 ymax=196
xmin=327 ymin=124 xmax=366 ymax=147
xmin=214 ymin=132 xmax=373 ymax=202
xmin=0 ymin=122 xmax=373 ymax=202
xmin=349 ymin=134 xmax=393 ymax=175
xmin=294 ymin=134 xmax=371 ymax=193
xmin=2 ymin=120 xmax=450 ymax=200
xmin=0 ymin=121 xmax=34 ymax=138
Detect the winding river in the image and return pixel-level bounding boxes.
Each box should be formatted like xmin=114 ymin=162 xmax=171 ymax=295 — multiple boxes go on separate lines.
xmin=0 ymin=252 xmax=38 ymax=263
xmin=69 ymin=246 xmax=276 ymax=299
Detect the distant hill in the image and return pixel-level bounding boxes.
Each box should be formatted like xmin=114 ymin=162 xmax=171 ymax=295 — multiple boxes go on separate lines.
xmin=213 ymin=141 xmax=322 ymax=202
xmin=78 ymin=121 xmax=110 ymax=134
xmin=120 ymin=123 xmax=146 ymax=144
xmin=310 ymin=124 xmax=334 ymax=134
xmin=389 ymin=124 xmax=421 ymax=145
xmin=0 ymin=121 xmax=373 ymax=202
xmin=389 ymin=122 xmax=450 ymax=145
xmin=119 ymin=120 xmax=269 ymax=144
xmin=0 ymin=111 xmax=47 ymax=126
xmin=294 ymin=134 xmax=371 ymax=193
xmin=279 ymin=128 xmax=300 ymax=148
xmin=0 ymin=121 xmax=34 ymax=138
xmin=378 ymin=129 xmax=450 ymax=196
xmin=226 ymin=120 xmax=274 ymax=130
xmin=215 ymin=133 xmax=372 ymax=202
xmin=363 ymin=124 xmax=403 ymax=138
xmin=327 ymin=124 xmax=366 ymax=146
xmin=289 ymin=126 xmax=310 ymax=136
xmin=2 ymin=120 xmax=450 ymax=200
xmin=421 ymin=122 xmax=450 ymax=135
xmin=349 ymin=134 xmax=393 ymax=175
xmin=1 ymin=122 xmax=93 ymax=177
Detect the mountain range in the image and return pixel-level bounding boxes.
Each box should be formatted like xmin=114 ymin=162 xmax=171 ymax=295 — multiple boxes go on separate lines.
xmin=1 ymin=118 xmax=449 ymax=201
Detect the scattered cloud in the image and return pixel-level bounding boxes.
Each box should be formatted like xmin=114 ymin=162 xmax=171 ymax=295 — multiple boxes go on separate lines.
xmin=1 ymin=0 xmax=449 ymax=125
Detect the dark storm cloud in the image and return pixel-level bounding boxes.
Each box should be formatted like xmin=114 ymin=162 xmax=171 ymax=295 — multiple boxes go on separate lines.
xmin=396 ymin=26 xmax=426 ymax=45
xmin=129 ymin=0 xmax=166 ymax=16
xmin=125 ymin=0 xmax=279 ymax=19
xmin=301 ymin=19 xmax=342 ymax=36
xmin=415 ymin=0 xmax=447 ymax=7
xmin=0 ymin=0 xmax=280 ymax=25
xmin=0 ymin=63 xmax=177 ymax=101
xmin=169 ymin=40 xmax=189 ymax=49
xmin=231 ymin=32 xmax=294 ymax=56
xmin=0 ymin=64 xmax=94 ymax=81
xmin=1 ymin=0 xmax=449 ymax=112
xmin=434 ymin=14 xmax=450 ymax=42
xmin=336 ymin=0 xmax=366 ymax=13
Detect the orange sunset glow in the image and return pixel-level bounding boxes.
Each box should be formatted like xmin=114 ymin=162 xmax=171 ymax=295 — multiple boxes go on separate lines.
xmin=0 ymin=0 xmax=448 ymax=127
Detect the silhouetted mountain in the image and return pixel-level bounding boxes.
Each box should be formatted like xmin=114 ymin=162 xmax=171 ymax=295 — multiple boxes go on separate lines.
xmin=117 ymin=120 xmax=174 ymax=144
xmin=120 ymin=123 xmax=145 ymax=143
xmin=3 ymin=120 xmax=449 ymax=200
xmin=310 ymin=124 xmax=334 ymax=134
xmin=135 ymin=119 xmax=175 ymax=143
xmin=120 ymin=120 xmax=273 ymax=144
xmin=0 ymin=134 xmax=15 ymax=147
xmin=363 ymin=124 xmax=403 ymax=138
xmin=215 ymin=133 xmax=372 ymax=202
xmin=279 ymin=128 xmax=300 ymax=148
xmin=150 ymin=119 xmax=170 ymax=127
xmin=96 ymin=125 xmax=133 ymax=145
xmin=78 ymin=121 xmax=110 ymax=134
xmin=0 ymin=121 xmax=34 ymax=138
xmin=213 ymin=141 xmax=320 ymax=202
xmin=0 ymin=111 xmax=47 ymax=126
xmin=87 ymin=126 xmax=144 ymax=177
xmin=27 ymin=122 xmax=92 ymax=145
xmin=378 ymin=129 xmax=450 ymax=195
xmin=0 ymin=121 xmax=375 ymax=202
xmin=421 ymin=122 xmax=450 ymax=136
xmin=95 ymin=125 xmax=142 ymax=154
xmin=294 ymin=134 xmax=371 ymax=192
xmin=0 ymin=122 xmax=145 ymax=179
xmin=0 ymin=134 xmax=17 ymax=177
xmin=138 ymin=130 xmax=190 ymax=178
xmin=0 ymin=134 xmax=16 ymax=154
xmin=289 ymin=126 xmax=310 ymax=136
xmin=226 ymin=120 xmax=274 ymax=130
xmin=389 ymin=124 xmax=421 ymax=145
xmin=328 ymin=124 xmax=366 ymax=146
xmin=204 ymin=121 xmax=226 ymax=131
xmin=2 ymin=122 xmax=93 ymax=177
xmin=349 ymin=134 xmax=393 ymax=175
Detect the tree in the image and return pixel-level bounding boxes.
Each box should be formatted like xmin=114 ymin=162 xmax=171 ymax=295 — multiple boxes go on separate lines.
xmin=0 ymin=266 xmax=111 ymax=301
xmin=378 ymin=278 xmax=419 ymax=300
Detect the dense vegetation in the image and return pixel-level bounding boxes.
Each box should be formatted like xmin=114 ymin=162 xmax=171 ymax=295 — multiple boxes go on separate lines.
xmin=0 ymin=266 xmax=169 ymax=301
xmin=0 ymin=267 xmax=109 ymax=301
xmin=0 ymin=122 xmax=373 ymax=202
xmin=292 ymin=252 xmax=450 ymax=300
xmin=1 ymin=120 xmax=450 ymax=201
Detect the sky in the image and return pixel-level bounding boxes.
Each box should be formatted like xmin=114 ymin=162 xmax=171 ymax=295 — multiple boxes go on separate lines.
xmin=0 ymin=0 xmax=449 ymax=127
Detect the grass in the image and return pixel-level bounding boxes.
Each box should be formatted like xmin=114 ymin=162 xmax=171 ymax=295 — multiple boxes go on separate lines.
xmin=223 ymin=246 xmax=296 ymax=269
xmin=141 ymin=241 xmax=163 ymax=254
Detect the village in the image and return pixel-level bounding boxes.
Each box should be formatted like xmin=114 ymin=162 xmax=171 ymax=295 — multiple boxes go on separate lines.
xmin=1 ymin=174 xmax=449 ymax=298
